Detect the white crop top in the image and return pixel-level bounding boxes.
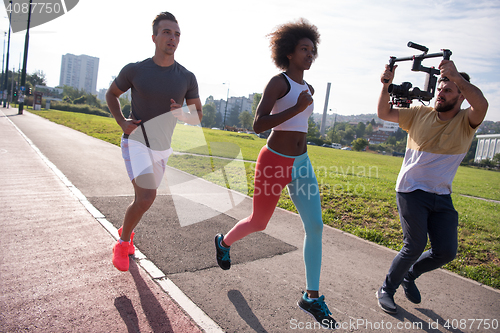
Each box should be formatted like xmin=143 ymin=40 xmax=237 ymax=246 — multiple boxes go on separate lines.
xmin=271 ymin=73 xmax=314 ymax=133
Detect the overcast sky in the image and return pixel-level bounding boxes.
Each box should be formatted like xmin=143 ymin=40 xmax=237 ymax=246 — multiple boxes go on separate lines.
xmin=1 ymin=0 xmax=499 ymax=121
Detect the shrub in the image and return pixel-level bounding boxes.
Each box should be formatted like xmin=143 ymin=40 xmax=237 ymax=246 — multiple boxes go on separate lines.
xmin=352 ymin=138 xmax=369 ymax=151
xmin=50 ymin=101 xmax=111 ymax=117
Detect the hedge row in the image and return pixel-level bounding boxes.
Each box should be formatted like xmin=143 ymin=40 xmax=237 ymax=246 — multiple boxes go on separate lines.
xmin=50 ymin=101 xmax=112 ymax=118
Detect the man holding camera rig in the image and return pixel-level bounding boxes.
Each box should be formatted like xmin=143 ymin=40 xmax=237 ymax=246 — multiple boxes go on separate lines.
xmin=375 ymin=59 xmax=488 ymax=314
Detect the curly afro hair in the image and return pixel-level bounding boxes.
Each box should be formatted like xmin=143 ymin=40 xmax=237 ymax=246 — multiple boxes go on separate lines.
xmin=268 ymin=18 xmax=320 ymax=70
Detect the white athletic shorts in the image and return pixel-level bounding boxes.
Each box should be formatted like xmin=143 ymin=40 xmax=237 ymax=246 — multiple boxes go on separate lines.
xmin=121 ymin=136 xmax=173 ymax=189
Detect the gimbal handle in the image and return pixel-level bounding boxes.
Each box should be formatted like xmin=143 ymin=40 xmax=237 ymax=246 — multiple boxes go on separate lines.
xmin=383 ymin=43 xmax=452 ymax=83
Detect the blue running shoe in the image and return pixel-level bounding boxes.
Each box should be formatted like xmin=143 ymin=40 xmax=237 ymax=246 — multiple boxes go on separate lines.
xmin=215 ymin=233 xmax=231 ymax=270
xmin=297 ymin=292 xmax=336 ymax=329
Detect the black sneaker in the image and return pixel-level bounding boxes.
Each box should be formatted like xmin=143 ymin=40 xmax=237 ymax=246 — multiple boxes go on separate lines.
xmin=297 ymin=292 xmax=337 ymax=329
xmin=376 ymin=287 xmax=397 ymax=314
xmin=401 ymin=279 xmax=421 ymax=304
xmin=215 ymin=234 xmax=231 ymax=270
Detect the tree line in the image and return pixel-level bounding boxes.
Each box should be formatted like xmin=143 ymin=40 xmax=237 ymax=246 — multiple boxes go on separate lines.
xmin=1 ymin=69 xmax=46 ymax=98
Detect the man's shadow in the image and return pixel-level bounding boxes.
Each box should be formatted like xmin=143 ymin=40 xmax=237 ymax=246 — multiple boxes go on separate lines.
xmin=114 ymin=296 xmax=140 ymax=333
xmin=416 ymin=308 xmax=465 ymax=333
xmin=228 ymin=289 xmax=268 ymax=333
xmin=114 ymin=259 xmax=174 ymax=333
xmin=381 ymin=306 xmax=465 ymax=333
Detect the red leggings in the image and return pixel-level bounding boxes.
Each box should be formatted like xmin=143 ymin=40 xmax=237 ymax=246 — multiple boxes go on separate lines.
xmin=224 ymin=145 xmax=323 ymax=290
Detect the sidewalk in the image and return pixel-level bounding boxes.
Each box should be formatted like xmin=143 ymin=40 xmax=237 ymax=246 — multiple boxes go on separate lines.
xmin=0 ymin=109 xmax=203 ymax=333
xmin=1 ymin=108 xmax=499 ymax=332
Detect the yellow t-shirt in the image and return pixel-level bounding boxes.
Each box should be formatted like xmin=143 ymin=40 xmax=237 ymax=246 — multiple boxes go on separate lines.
xmin=396 ymin=106 xmax=477 ymax=194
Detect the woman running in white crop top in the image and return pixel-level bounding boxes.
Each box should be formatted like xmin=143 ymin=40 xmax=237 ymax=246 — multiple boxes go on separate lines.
xmin=214 ymin=19 xmax=337 ymax=329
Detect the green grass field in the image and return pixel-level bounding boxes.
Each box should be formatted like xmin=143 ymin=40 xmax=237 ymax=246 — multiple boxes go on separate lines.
xmin=31 ymin=109 xmax=500 ymax=289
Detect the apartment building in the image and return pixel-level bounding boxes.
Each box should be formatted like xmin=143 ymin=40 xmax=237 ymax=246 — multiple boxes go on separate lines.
xmin=59 ymin=53 xmax=99 ymax=94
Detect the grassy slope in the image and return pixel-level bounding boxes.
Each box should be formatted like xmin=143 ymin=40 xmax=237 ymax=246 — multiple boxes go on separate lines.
xmin=32 ymin=110 xmax=500 ymax=288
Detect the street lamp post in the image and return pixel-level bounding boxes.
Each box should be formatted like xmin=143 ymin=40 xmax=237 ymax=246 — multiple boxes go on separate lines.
xmin=332 ymin=111 xmax=337 ymax=133
xmin=223 ymin=82 xmax=230 ymax=130
xmin=2 ymin=32 xmax=5 ymax=96
xmin=9 ymin=66 xmax=14 ymax=105
xmin=3 ymin=1 xmax=12 ymax=107
xmin=18 ymin=0 xmax=33 ymax=114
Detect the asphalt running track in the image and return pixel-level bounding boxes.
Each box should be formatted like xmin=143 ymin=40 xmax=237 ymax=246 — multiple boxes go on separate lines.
xmin=1 ymin=107 xmax=499 ymax=332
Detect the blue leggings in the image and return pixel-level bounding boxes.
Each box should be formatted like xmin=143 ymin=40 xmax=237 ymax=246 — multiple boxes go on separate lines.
xmin=224 ymin=145 xmax=323 ymax=290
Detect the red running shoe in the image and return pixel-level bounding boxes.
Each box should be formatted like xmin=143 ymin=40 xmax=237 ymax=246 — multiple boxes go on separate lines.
xmin=118 ymin=227 xmax=135 ymax=255
xmin=112 ymin=240 xmax=130 ymax=272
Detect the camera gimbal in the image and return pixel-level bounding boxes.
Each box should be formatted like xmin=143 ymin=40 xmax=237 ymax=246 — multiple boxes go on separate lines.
xmin=386 ymin=42 xmax=452 ymax=108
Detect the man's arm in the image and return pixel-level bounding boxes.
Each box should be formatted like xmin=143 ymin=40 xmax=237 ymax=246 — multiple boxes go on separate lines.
xmin=170 ymin=97 xmax=203 ymax=125
xmin=106 ymin=82 xmax=141 ymax=134
xmin=377 ymin=64 xmax=399 ymax=123
xmin=439 ymin=60 xmax=489 ymax=128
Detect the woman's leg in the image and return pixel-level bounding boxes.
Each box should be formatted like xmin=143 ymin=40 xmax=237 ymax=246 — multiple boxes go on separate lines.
xmin=223 ymin=146 xmax=294 ymax=246
xmin=288 ymin=156 xmax=323 ymax=293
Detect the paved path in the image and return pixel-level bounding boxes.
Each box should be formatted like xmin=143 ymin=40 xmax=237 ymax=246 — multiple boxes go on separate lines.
xmin=1 ymin=107 xmax=499 ymax=332
xmin=0 ymin=108 xmax=204 ymax=332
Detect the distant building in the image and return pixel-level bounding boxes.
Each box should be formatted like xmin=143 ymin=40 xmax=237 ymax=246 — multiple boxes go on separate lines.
xmin=97 ymin=88 xmax=107 ymax=102
xmin=475 ymin=134 xmax=500 ymax=162
xmin=59 ymin=53 xmax=99 ymax=94
xmin=205 ymin=96 xmax=225 ymax=115
xmin=368 ymin=130 xmax=391 ymax=144
xmin=380 ymin=121 xmax=399 ymax=132
xmin=205 ymin=93 xmax=255 ymax=116
xmin=97 ymin=87 xmax=130 ymax=102
xmin=367 ymin=121 xmax=399 ymax=144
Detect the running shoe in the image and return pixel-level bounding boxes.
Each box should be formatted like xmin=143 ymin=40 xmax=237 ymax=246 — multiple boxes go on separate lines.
xmin=118 ymin=227 xmax=135 ymax=255
xmin=215 ymin=233 xmax=231 ymax=270
xmin=297 ymin=292 xmax=336 ymax=329
xmin=401 ymin=279 xmax=421 ymax=304
xmin=376 ymin=287 xmax=397 ymax=314
xmin=112 ymin=240 xmax=130 ymax=272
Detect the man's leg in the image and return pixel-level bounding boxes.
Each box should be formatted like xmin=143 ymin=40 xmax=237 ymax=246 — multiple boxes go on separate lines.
xmin=115 ymin=137 xmax=167 ymax=271
xmin=377 ymin=190 xmax=432 ymax=312
xmin=120 ymin=175 xmax=157 ymax=242
xmin=113 ymin=175 xmax=157 ymax=271
xmin=382 ymin=190 xmax=432 ymax=294
xmin=406 ymin=194 xmax=458 ymax=280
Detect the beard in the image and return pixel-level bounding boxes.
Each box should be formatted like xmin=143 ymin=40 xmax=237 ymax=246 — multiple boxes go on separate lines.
xmin=435 ymin=95 xmax=460 ymax=113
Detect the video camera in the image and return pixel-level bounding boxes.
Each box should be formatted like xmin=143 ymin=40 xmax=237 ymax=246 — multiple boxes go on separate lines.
xmin=386 ymin=42 xmax=452 ymax=108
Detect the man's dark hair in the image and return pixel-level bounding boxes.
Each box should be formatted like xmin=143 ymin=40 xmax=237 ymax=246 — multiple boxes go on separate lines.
xmin=152 ymin=12 xmax=178 ymax=36
xmin=268 ymin=18 xmax=320 ymax=70
xmin=438 ymin=72 xmax=470 ymax=93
